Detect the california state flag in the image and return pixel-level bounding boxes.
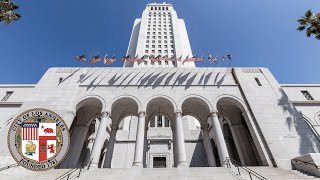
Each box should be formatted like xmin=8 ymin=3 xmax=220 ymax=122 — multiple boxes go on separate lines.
xmin=38 ymin=123 xmax=57 ymax=161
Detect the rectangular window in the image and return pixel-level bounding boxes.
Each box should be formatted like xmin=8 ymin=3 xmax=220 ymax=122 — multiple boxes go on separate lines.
xmin=1 ymin=91 xmax=13 ymax=102
xmin=158 ymin=45 xmax=161 ymax=48
xmin=152 ymin=45 xmax=155 ymax=48
xmin=158 ymin=40 xmax=161 ymax=43
xmin=254 ymin=78 xmax=262 ymax=86
xmin=147 ymin=36 xmax=150 ymax=39
xmin=158 ymin=36 xmax=161 ymax=39
xmin=147 ymin=32 xmax=150 ymax=35
xmin=164 ymin=36 xmax=167 ymax=39
xmin=158 ymin=61 xmax=161 ymax=65
xmin=165 ymin=50 xmax=168 ymax=53
xmin=146 ymin=45 xmax=149 ymax=48
xmin=145 ymin=50 xmax=148 ymax=53
xmin=146 ymin=40 xmax=149 ymax=43
xmin=164 ymin=45 xmax=168 ymax=48
xmin=165 ymin=61 xmax=168 ymax=65
xmin=152 ymin=36 xmax=155 ymax=39
xmin=144 ymin=61 xmax=147 ymax=65
xmin=152 ymin=50 xmax=155 ymax=53
xmin=158 ymin=50 xmax=161 ymax=53
xmin=301 ymin=91 xmax=314 ymax=100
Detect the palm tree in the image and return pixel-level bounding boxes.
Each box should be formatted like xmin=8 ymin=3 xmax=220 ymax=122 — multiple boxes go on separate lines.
xmin=0 ymin=0 xmax=21 ymax=24
xmin=297 ymin=10 xmax=320 ymax=40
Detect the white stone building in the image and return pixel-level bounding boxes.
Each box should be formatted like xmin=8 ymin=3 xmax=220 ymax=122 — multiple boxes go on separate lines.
xmin=1 ymin=2 xmax=320 ymax=179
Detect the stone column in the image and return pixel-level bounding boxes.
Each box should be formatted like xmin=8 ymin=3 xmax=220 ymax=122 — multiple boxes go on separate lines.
xmin=202 ymin=125 xmax=216 ymax=167
xmin=90 ymin=111 xmax=111 ymax=167
xmin=133 ymin=111 xmax=146 ymax=167
xmin=175 ymin=111 xmax=188 ymax=167
xmin=210 ymin=111 xmax=229 ymax=165
xmin=103 ymin=125 xmax=118 ymax=168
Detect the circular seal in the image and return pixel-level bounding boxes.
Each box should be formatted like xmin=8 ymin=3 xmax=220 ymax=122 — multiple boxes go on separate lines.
xmin=7 ymin=108 xmax=70 ymax=171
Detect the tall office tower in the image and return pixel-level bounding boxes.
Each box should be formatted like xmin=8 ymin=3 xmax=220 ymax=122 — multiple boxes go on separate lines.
xmin=124 ymin=3 xmax=195 ymax=68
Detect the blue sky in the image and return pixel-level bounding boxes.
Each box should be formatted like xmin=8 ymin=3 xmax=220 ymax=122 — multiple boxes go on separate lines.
xmin=0 ymin=0 xmax=319 ymax=84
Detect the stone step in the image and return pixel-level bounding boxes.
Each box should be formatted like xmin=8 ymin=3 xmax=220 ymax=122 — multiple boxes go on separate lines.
xmin=1 ymin=166 xmax=319 ymax=180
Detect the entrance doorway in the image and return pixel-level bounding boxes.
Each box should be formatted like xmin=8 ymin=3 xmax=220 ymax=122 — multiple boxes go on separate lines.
xmin=153 ymin=157 xmax=166 ymax=168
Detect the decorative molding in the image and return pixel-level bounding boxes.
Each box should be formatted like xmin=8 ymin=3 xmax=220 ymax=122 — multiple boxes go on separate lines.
xmin=242 ymin=68 xmax=261 ymax=73
xmin=56 ymin=68 xmax=79 ymax=73
xmin=148 ymin=133 xmax=171 ymax=139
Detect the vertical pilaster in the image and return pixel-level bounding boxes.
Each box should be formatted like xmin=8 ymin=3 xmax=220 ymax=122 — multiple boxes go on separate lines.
xmin=175 ymin=111 xmax=188 ymax=167
xmin=210 ymin=111 xmax=229 ymax=165
xmin=133 ymin=111 xmax=146 ymax=167
xmin=90 ymin=111 xmax=111 ymax=167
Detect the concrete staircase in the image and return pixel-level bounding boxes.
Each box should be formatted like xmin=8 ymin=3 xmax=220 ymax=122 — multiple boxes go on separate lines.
xmin=78 ymin=167 xmax=235 ymax=180
xmin=0 ymin=166 xmax=319 ymax=180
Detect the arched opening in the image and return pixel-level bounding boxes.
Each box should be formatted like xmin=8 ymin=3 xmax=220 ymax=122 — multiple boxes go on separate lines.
xmin=217 ymin=97 xmax=263 ymax=166
xmin=59 ymin=98 xmax=102 ymax=168
xmin=145 ymin=97 xmax=175 ymax=168
xmin=181 ymin=97 xmax=217 ymax=167
xmin=102 ymin=97 xmax=139 ymax=168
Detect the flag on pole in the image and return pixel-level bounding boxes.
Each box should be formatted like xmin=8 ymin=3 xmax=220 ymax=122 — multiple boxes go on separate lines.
xmin=195 ymin=56 xmax=204 ymax=62
xmin=177 ymin=55 xmax=182 ymax=62
xmin=122 ymin=55 xmax=129 ymax=63
xmin=169 ymin=55 xmax=175 ymax=61
xmin=137 ymin=55 xmax=146 ymax=63
xmin=104 ymin=54 xmax=116 ymax=65
xmin=211 ymin=55 xmax=218 ymax=64
xmin=183 ymin=55 xmax=190 ymax=63
xmin=74 ymin=54 xmax=86 ymax=61
xmin=222 ymin=55 xmax=227 ymax=62
xmin=103 ymin=54 xmax=108 ymax=64
xmin=227 ymin=54 xmax=232 ymax=60
xmin=149 ymin=55 xmax=155 ymax=61
xmin=208 ymin=54 xmax=212 ymax=62
xmin=90 ymin=55 xmax=101 ymax=64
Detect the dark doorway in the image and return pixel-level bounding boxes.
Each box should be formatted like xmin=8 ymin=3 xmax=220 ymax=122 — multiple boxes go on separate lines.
xmin=153 ymin=157 xmax=166 ymax=168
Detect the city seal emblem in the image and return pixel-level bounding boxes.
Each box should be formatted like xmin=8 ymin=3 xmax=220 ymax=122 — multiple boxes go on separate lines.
xmin=7 ymin=108 xmax=70 ymax=171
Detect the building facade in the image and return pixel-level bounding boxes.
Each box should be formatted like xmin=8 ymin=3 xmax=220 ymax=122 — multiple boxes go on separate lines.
xmin=1 ymin=3 xmax=320 ymax=174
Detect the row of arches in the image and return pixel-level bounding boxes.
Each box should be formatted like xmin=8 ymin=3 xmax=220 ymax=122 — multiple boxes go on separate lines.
xmin=58 ymin=94 xmax=270 ymax=168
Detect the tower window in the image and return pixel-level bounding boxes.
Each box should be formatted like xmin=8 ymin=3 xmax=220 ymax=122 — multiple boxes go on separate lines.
xmin=158 ymin=45 xmax=161 ymax=48
xmin=1 ymin=91 xmax=13 ymax=102
xmin=158 ymin=61 xmax=161 ymax=65
xmin=254 ymin=78 xmax=262 ymax=86
xmin=144 ymin=61 xmax=147 ymax=65
xmin=165 ymin=61 xmax=168 ymax=65
xmin=145 ymin=50 xmax=148 ymax=53
xmin=146 ymin=45 xmax=149 ymax=48
xmin=152 ymin=45 xmax=155 ymax=48
xmin=301 ymin=91 xmax=314 ymax=100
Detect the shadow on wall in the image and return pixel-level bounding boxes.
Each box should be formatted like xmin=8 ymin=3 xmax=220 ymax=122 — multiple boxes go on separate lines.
xmin=189 ymin=133 xmax=209 ymax=167
xmin=277 ymin=88 xmax=320 ymax=155
xmin=81 ymin=68 xmax=227 ymax=91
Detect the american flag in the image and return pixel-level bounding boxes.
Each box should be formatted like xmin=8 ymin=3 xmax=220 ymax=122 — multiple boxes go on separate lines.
xmin=105 ymin=54 xmax=116 ymax=65
xmin=90 ymin=55 xmax=102 ymax=64
xmin=74 ymin=54 xmax=86 ymax=61
xmin=222 ymin=55 xmax=227 ymax=62
xmin=122 ymin=55 xmax=129 ymax=63
xmin=211 ymin=55 xmax=218 ymax=63
xmin=21 ymin=123 xmax=39 ymax=140
xmin=227 ymin=54 xmax=232 ymax=60
xmin=208 ymin=54 xmax=212 ymax=61
xmin=103 ymin=54 xmax=109 ymax=64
